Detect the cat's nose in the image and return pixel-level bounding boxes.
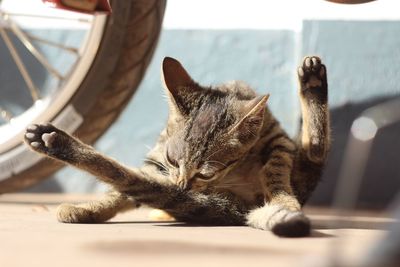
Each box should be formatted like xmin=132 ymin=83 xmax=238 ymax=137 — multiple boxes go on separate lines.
xmin=177 ymin=179 xmax=191 ymax=190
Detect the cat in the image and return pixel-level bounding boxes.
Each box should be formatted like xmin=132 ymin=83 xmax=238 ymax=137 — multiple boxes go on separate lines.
xmin=24 ymin=56 xmax=329 ymax=237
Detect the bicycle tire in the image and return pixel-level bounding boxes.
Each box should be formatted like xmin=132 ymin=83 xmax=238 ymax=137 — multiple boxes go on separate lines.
xmin=0 ymin=0 xmax=166 ymax=193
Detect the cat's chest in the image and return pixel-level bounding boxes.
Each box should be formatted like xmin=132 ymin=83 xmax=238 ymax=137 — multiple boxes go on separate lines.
xmin=215 ymin=153 xmax=267 ymax=205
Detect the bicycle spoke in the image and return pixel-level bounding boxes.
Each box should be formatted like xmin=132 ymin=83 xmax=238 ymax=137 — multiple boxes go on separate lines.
xmin=0 ymin=28 xmax=39 ymax=102
xmin=0 ymin=0 xmax=108 ymax=153
xmin=0 ymin=107 xmax=13 ymax=122
xmin=25 ymin=32 xmax=79 ymax=55
xmin=6 ymin=17 xmax=65 ymax=80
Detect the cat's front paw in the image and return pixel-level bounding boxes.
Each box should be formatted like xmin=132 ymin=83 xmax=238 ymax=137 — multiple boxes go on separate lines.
xmin=247 ymin=204 xmax=310 ymax=237
xmin=270 ymin=210 xmax=310 ymax=237
xmin=24 ymin=123 xmax=72 ymax=159
xmin=297 ymin=56 xmax=327 ymax=103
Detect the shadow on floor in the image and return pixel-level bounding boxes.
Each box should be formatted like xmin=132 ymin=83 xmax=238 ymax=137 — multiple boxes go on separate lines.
xmin=309 ymin=94 xmax=400 ymax=209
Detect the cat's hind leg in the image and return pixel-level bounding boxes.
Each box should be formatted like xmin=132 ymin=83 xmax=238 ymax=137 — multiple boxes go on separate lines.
xmin=57 ymin=191 xmax=139 ymax=223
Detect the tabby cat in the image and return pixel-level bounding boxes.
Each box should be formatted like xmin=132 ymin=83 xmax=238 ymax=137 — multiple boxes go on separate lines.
xmin=25 ymin=56 xmax=329 ymax=237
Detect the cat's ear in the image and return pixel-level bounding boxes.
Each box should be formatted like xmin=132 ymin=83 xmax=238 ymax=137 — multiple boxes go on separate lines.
xmin=162 ymin=57 xmax=194 ymax=92
xmin=230 ymin=94 xmax=270 ymax=142
xmin=162 ymin=57 xmax=198 ymax=116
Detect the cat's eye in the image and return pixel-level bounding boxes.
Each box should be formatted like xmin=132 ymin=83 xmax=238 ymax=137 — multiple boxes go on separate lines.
xmin=156 ymin=165 xmax=167 ymax=173
xmin=196 ymin=172 xmax=214 ymax=180
xmin=166 ymin=149 xmax=179 ymax=167
xmin=144 ymin=159 xmax=168 ymax=175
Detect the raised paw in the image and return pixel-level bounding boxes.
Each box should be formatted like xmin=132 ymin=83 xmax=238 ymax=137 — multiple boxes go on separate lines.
xmin=24 ymin=123 xmax=72 ymax=158
xmin=297 ymin=56 xmax=327 ymax=102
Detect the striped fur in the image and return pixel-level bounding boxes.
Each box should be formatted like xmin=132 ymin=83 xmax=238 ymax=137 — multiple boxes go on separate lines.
xmin=25 ymin=56 xmax=330 ymax=237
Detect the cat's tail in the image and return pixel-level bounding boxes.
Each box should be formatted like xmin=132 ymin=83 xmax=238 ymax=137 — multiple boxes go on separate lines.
xmin=291 ymin=56 xmax=330 ymax=205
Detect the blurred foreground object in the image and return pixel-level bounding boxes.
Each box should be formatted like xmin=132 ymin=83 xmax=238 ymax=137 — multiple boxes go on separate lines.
xmin=332 ymin=97 xmax=400 ymax=267
xmin=359 ymin=197 xmax=400 ymax=267
xmin=42 ymin=0 xmax=112 ymax=14
xmin=324 ymin=0 xmax=377 ymax=4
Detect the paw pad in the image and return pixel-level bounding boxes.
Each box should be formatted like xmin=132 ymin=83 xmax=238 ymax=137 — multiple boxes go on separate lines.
xmin=24 ymin=123 xmax=60 ymax=153
xmin=42 ymin=132 xmax=57 ymax=148
xmin=298 ymin=56 xmax=327 ymax=100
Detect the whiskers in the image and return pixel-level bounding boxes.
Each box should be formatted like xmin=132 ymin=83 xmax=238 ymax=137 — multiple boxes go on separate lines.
xmin=213 ymin=182 xmax=252 ymax=189
xmin=161 ymin=92 xmax=170 ymax=102
xmin=244 ymin=127 xmax=258 ymax=138
xmin=144 ymin=145 xmax=153 ymax=152
xmin=204 ymin=160 xmax=227 ymax=168
xmin=204 ymin=147 xmax=226 ymax=161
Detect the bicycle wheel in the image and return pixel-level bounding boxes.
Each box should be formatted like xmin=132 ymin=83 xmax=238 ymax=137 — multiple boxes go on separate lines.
xmin=0 ymin=0 xmax=166 ymax=193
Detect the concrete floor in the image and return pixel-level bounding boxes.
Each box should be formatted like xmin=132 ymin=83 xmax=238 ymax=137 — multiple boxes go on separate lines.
xmin=0 ymin=194 xmax=392 ymax=267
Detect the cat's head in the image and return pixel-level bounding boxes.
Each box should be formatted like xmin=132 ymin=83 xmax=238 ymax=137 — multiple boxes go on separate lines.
xmin=151 ymin=57 xmax=269 ymax=191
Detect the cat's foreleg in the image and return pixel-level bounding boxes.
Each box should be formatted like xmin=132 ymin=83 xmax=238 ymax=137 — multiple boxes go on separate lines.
xmin=246 ymin=138 xmax=311 ymax=237
xmin=25 ymin=124 xmax=247 ymax=225
xmin=248 ymin=56 xmax=329 ymax=236
xmin=297 ymin=56 xmax=329 ymax=162
xmin=292 ymin=56 xmax=330 ymax=204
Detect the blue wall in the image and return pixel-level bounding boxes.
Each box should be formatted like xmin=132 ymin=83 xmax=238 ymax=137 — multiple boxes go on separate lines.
xmin=24 ymin=22 xmax=400 ymax=208
xmin=301 ymin=21 xmax=400 ymax=207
